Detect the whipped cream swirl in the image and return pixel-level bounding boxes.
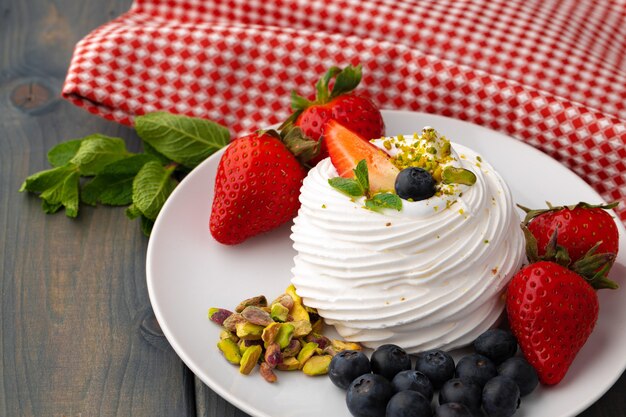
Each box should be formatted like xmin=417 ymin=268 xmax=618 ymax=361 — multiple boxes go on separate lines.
xmin=290 ymin=140 xmax=525 ymax=353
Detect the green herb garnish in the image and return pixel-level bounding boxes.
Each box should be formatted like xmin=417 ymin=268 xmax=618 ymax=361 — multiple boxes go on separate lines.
xmin=328 ymin=159 xmax=402 ymax=213
xmin=20 ymin=111 xmax=230 ymax=235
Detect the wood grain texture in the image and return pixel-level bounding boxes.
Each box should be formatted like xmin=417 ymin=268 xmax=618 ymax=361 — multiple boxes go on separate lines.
xmin=0 ymin=0 xmax=197 ymax=416
xmin=0 ymin=0 xmax=624 ymax=417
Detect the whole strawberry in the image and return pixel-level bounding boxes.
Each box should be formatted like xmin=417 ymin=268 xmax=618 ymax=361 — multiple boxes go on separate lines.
xmin=506 ymin=261 xmax=599 ymax=385
xmin=520 ymin=202 xmax=619 ymax=268
xmin=209 ymin=131 xmax=306 ymax=245
xmin=281 ymin=64 xmax=384 ymax=165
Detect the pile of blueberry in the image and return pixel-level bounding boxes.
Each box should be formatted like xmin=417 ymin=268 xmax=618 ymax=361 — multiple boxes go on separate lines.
xmin=328 ymin=329 xmax=539 ymax=417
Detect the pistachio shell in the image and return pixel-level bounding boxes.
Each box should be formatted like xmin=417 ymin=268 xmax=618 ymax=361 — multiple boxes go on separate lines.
xmin=239 ymin=345 xmax=262 ymax=375
xmin=235 ymin=295 xmax=268 ymax=313
xmin=217 ymin=338 xmax=241 ymax=365
xmin=302 ymin=355 xmax=332 ymax=376
xmin=241 ymin=306 xmax=273 ymax=326
xmin=235 ymin=321 xmax=264 ymax=340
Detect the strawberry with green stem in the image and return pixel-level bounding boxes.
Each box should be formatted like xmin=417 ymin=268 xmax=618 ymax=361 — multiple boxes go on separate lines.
xmin=209 ymin=130 xmax=306 ymax=245
xmin=280 ymin=64 xmax=385 ymax=166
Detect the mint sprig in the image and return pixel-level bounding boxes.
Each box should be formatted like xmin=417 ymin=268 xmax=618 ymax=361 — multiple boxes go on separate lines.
xmin=20 ymin=111 xmax=230 ymax=236
xmin=328 ymin=159 xmax=402 ymax=213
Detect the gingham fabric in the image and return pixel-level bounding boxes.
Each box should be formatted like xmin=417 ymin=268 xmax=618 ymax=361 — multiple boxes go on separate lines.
xmin=62 ymin=0 xmax=626 ymax=223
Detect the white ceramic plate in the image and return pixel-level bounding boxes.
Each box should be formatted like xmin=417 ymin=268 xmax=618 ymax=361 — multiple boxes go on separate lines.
xmin=147 ymin=110 xmax=626 ymax=417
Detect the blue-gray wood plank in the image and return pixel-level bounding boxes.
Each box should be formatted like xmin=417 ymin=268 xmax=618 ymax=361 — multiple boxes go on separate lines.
xmin=0 ymin=0 xmax=622 ymax=416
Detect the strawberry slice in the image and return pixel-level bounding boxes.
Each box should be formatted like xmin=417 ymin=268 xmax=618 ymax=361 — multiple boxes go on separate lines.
xmin=325 ymin=120 xmax=399 ymax=193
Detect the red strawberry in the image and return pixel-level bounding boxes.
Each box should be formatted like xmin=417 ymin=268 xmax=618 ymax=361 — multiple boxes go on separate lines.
xmin=519 ymin=202 xmax=619 ymax=287
xmin=281 ymin=64 xmax=384 ymax=164
xmin=209 ymin=131 xmax=306 ymax=245
xmin=520 ymin=202 xmax=619 ymax=265
xmin=325 ymin=120 xmax=399 ymax=193
xmin=506 ymin=261 xmax=599 ymax=385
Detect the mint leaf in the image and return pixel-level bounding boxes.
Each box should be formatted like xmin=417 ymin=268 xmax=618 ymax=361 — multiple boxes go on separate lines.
xmin=135 ymin=112 xmax=229 ymax=169
xmin=20 ymin=164 xmax=78 ymax=193
xmin=70 ymin=134 xmax=131 ymax=175
xmin=131 ymin=161 xmax=177 ymax=221
xmin=142 ymin=141 xmax=173 ymax=165
xmin=330 ymin=64 xmax=362 ymax=99
xmin=20 ymin=164 xmax=80 ymax=217
xmin=82 ymin=154 xmax=157 ymax=206
xmin=48 ymin=139 xmax=83 ymax=167
xmin=353 ymin=159 xmax=369 ymax=194
xmin=328 ymin=177 xmax=364 ymax=197
xmin=126 ymin=203 xmax=142 ymax=220
xmin=140 ymin=216 xmax=154 ymax=236
xmin=365 ymin=192 xmax=402 ymax=213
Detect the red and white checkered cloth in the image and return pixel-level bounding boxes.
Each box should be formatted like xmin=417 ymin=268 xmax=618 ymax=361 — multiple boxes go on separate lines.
xmin=62 ymin=0 xmax=626 ymax=223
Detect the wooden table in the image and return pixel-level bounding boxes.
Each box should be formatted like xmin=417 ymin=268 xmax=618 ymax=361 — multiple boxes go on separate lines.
xmin=1 ymin=1 xmax=624 ymax=416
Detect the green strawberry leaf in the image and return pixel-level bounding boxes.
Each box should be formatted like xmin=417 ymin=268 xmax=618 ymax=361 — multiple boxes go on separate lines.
xmin=48 ymin=139 xmax=83 ymax=167
xmin=329 ymin=64 xmax=362 ymax=99
xmin=70 ymin=134 xmax=131 ymax=176
xmin=316 ymin=66 xmax=342 ymax=103
xmin=328 ymin=177 xmax=365 ymax=197
xmin=290 ymin=90 xmax=312 ymax=111
xmin=131 ymin=161 xmax=178 ymax=221
xmin=281 ymin=126 xmax=321 ymax=165
xmin=81 ymin=154 xmax=158 ymax=206
xmin=135 ymin=112 xmax=229 ymax=169
xmin=353 ymin=159 xmax=369 ymax=194
xmin=365 ymin=192 xmax=402 ymax=213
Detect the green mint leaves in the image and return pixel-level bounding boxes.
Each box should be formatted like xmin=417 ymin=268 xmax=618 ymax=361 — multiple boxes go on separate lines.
xmin=328 ymin=159 xmax=402 ymax=213
xmin=20 ymin=111 xmax=230 ymax=236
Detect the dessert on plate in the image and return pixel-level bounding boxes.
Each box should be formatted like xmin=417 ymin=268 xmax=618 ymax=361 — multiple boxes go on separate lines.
xmin=290 ymin=121 xmax=526 ymax=353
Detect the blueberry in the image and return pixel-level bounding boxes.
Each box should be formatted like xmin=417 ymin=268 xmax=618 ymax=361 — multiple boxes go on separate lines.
xmin=346 ymin=373 xmax=394 ymax=417
xmin=414 ymin=349 xmax=455 ymax=389
xmin=329 ymin=350 xmax=372 ymax=390
xmin=370 ymin=344 xmax=411 ymax=381
xmin=482 ymin=375 xmax=520 ymax=417
xmin=434 ymin=402 xmax=473 ymax=417
xmin=386 ymin=390 xmax=433 ymax=417
xmin=394 ymin=167 xmax=436 ymax=201
xmin=473 ymin=329 xmax=518 ymax=365
xmin=438 ymin=378 xmax=482 ymax=411
xmin=391 ymin=370 xmax=434 ymax=400
xmin=498 ymin=356 xmax=539 ymax=397
xmin=455 ymin=354 xmax=497 ymax=387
